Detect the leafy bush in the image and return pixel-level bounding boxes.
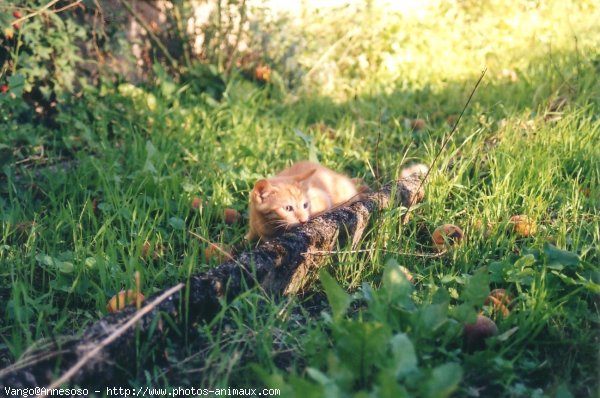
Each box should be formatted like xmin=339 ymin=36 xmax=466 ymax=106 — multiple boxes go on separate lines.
xmin=1 ymin=2 xmax=91 ymax=113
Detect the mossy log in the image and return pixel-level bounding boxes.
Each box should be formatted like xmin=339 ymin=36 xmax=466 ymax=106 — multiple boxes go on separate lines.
xmin=0 ymin=174 xmax=424 ymax=390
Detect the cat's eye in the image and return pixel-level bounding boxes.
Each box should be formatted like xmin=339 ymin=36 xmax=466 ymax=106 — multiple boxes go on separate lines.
xmin=285 ymin=205 xmax=294 ymax=212
xmin=303 ymin=202 xmax=309 ymax=209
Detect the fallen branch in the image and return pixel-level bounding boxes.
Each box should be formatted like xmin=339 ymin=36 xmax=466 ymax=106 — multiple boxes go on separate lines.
xmin=0 ymin=174 xmax=424 ymax=389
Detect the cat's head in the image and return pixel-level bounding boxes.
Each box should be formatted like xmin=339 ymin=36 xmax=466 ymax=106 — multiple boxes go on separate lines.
xmin=250 ymin=169 xmax=316 ymax=233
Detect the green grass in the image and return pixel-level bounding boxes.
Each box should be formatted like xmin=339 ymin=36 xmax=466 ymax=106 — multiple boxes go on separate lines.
xmin=1 ymin=0 xmax=599 ymax=396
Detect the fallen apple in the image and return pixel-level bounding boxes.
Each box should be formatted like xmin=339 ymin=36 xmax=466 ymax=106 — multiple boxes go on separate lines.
xmin=485 ymin=289 xmax=512 ymax=318
xmin=204 ymin=243 xmax=233 ymax=263
xmin=191 ymin=196 xmax=203 ymax=209
xmin=224 ymin=208 xmax=241 ymax=225
xmin=464 ymin=314 xmax=498 ymax=352
xmin=510 ymin=215 xmax=536 ymax=237
xmin=432 ymin=224 xmax=464 ymax=251
xmin=410 ymin=118 xmax=427 ymax=130
xmin=106 ymin=290 xmax=145 ymax=313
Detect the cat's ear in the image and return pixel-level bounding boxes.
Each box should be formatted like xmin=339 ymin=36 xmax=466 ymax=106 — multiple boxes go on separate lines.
xmin=252 ymin=179 xmax=274 ymax=203
xmin=294 ymin=168 xmax=316 ymax=182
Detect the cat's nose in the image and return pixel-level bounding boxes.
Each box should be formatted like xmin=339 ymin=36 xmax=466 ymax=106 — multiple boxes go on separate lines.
xmin=299 ymin=218 xmax=308 ymax=224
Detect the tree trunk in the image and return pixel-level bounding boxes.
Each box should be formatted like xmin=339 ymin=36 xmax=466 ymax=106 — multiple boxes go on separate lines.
xmin=0 ymin=175 xmax=424 ymax=390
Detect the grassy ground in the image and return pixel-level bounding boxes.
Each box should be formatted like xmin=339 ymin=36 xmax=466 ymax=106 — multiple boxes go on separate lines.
xmin=1 ymin=0 xmax=599 ymax=396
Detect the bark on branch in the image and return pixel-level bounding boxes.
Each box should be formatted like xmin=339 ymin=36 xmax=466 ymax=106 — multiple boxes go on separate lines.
xmin=0 ymin=175 xmax=424 ymax=390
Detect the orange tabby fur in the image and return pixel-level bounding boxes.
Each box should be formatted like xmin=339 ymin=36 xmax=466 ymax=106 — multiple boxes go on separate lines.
xmin=247 ymin=161 xmax=361 ymax=241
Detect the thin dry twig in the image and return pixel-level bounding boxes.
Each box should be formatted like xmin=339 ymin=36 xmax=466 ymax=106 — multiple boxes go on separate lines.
xmin=224 ymin=0 xmax=248 ymax=76
xmin=40 ymin=283 xmax=185 ymax=396
xmin=307 ymin=247 xmax=447 ymax=258
xmin=53 ymin=0 xmax=82 ymax=14
xmin=405 ymin=68 xmax=487 ymax=215
xmin=0 ymin=350 xmax=70 ymax=379
xmin=10 ymin=0 xmax=83 ymax=28
xmin=12 ymin=0 xmax=61 ymax=25
xmin=373 ymin=109 xmax=383 ymax=183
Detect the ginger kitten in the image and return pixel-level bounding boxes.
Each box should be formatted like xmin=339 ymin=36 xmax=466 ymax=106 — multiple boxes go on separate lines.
xmin=246 ymin=161 xmax=361 ymax=241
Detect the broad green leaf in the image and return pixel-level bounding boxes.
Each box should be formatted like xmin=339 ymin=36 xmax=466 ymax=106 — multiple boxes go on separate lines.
xmin=306 ymin=367 xmax=343 ymax=398
xmin=36 ymin=254 xmax=55 ymax=267
xmin=58 ymin=251 xmax=74 ymax=262
xmin=543 ymin=243 xmax=580 ymax=269
xmin=97 ymin=202 xmax=113 ymax=212
xmin=49 ymin=279 xmax=71 ymax=293
xmin=450 ymin=303 xmax=477 ymax=323
xmin=333 ymin=320 xmax=391 ymax=381
xmin=514 ymin=254 xmax=536 ymax=270
xmin=423 ymin=363 xmax=463 ymax=398
xmin=389 ymin=333 xmax=418 ymax=378
xmin=320 ymin=270 xmax=351 ymax=322
xmin=382 ymin=258 xmax=414 ymax=304
xmin=254 ymin=365 xmax=326 ymax=398
xmin=294 ymin=128 xmax=319 ymax=163
xmin=551 ymin=272 xmax=600 ymax=293
xmin=375 ymin=370 xmax=410 ymax=398
xmin=415 ymin=303 xmax=448 ymax=332
xmin=7 ymin=74 xmax=25 ymax=96
xmin=489 ymin=260 xmax=509 ymax=283
xmin=168 ymin=217 xmax=186 ymax=230
xmin=118 ymin=207 xmax=133 ymax=220
xmin=360 ymin=282 xmax=375 ymax=303
xmin=432 ymin=288 xmax=450 ymax=305
xmin=554 ymin=382 xmax=574 ymax=398
xmin=145 ymin=140 xmax=158 ymax=158
xmin=143 ymin=159 xmax=157 ymax=174
xmin=507 ymin=268 xmax=535 ymax=285
xmin=57 ymin=261 xmax=74 ymax=274
xmin=578 ymin=280 xmax=600 ymax=294
xmin=84 ymin=257 xmax=97 ymax=269
xmin=143 ymin=140 xmax=159 ymax=173
xmin=523 ymin=247 xmax=541 ymax=259
xmin=547 ymin=262 xmax=564 ymax=271
xmin=182 ymin=181 xmax=201 ymax=193
xmin=40 ymin=85 xmax=53 ymax=100
xmin=460 ymin=267 xmax=489 ymax=306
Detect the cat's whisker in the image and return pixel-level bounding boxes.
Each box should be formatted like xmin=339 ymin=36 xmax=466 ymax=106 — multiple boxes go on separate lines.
xmin=268 ymin=219 xmax=291 ymax=231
